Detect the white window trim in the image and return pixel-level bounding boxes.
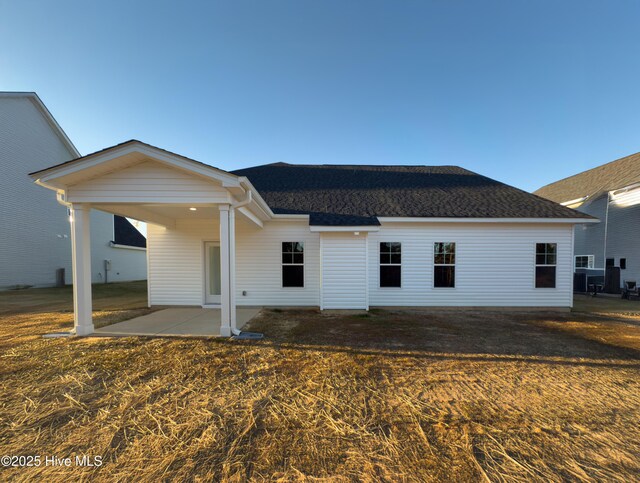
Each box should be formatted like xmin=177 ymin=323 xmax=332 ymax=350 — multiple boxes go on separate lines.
xmin=281 ymin=241 xmax=305 ymax=288
xmin=535 ymin=242 xmax=558 ymax=289
xmin=574 ymin=254 xmax=594 ymax=269
xmin=434 ymin=242 xmax=456 ymax=289
xmin=379 ymin=242 xmax=402 ymax=288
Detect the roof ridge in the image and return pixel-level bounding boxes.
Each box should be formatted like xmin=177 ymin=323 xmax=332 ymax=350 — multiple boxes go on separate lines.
xmin=235 ymin=162 xmax=466 ymax=169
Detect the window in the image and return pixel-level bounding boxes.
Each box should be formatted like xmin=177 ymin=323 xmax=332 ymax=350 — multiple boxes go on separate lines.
xmin=282 ymin=242 xmax=304 ymax=287
xmin=434 ymin=242 xmax=456 ymax=287
xmin=535 ymin=243 xmax=556 ymax=288
xmin=380 ymin=242 xmax=401 ymax=287
xmin=574 ymin=255 xmax=594 ymax=269
xmin=620 ymin=258 xmax=627 ymax=270
xmin=606 ymin=258 xmax=615 ymax=268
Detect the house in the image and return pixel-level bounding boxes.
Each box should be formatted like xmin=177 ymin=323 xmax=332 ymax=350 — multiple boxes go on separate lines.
xmin=0 ymin=92 xmax=147 ymax=290
xmin=535 ymin=152 xmax=640 ymax=291
xmin=29 ymin=140 xmax=596 ymax=336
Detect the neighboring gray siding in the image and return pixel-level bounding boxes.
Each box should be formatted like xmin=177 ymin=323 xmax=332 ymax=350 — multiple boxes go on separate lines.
xmin=603 ymin=199 xmax=640 ymax=286
xmin=0 ymin=95 xmax=147 ymax=289
xmin=573 ymin=195 xmax=607 ymax=269
xmin=573 ymin=194 xmax=640 ymax=286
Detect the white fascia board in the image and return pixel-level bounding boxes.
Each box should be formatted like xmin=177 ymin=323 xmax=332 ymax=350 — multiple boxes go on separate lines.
xmin=237 ymin=176 xmax=275 ymax=218
xmin=309 ymin=225 xmax=380 ymax=232
xmin=271 ymin=214 xmax=310 ymax=221
xmin=377 ymin=217 xmax=599 ymax=224
xmin=109 ymin=243 xmax=147 ymax=251
xmin=560 ymin=196 xmax=589 ymax=206
xmin=610 ymin=182 xmax=640 ymax=197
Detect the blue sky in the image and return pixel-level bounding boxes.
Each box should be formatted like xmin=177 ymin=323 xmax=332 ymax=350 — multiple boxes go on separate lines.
xmin=1 ymin=0 xmax=639 ymax=192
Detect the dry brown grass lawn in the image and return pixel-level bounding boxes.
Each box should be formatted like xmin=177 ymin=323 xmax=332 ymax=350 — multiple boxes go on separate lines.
xmin=1 ymin=284 xmax=639 ymax=482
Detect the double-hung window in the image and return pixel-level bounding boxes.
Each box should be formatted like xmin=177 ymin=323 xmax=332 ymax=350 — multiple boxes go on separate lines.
xmin=282 ymin=242 xmax=304 ymax=287
xmin=535 ymin=243 xmax=556 ymax=288
xmin=574 ymin=255 xmax=594 ymax=269
xmin=380 ymin=242 xmax=401 ymax=287
xmin=434 ymin=242 xmax=456 ymax=288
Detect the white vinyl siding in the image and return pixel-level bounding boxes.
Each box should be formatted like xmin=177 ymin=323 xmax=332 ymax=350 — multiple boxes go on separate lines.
xmin=66 ymin=160 xmax=231 ymax=204
xmin=147 ymin=219 xmax=320 ymax=306
xmin=321 ymin=233 xmax=368 ymax=309
xmin=147 ymin=221 xmax=208 ymax=305
xmin=148 ymin=218 xmax=574 ymax=309
xmin=368 ymin=222 xmax=574 ymax=307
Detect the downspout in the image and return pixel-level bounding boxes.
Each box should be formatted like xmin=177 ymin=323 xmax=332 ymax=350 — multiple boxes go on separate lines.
xmin=603 ymin=191 xmax=611 ymax=277
xmin=228 ymin=189 xmax=252 ymax=336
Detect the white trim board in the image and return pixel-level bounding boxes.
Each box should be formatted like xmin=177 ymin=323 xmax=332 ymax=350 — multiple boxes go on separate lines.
xmin=377 ymin=217 xmax=598 ymax=224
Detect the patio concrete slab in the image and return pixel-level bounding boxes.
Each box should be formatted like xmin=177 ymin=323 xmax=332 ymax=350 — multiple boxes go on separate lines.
xmin=95 ymin=307 xmax=261 ymax=337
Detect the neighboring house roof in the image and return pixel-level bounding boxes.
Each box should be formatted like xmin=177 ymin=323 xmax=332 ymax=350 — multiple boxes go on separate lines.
xmin=113 ymin=216 xmax=146 ymax=248
xmin=233 ymin=163 xmax=592 ymax=225
xmin=534 ymin=151 xmax=640 ymax=203
xmin=0 ymin=92 xmax=80 ymax=158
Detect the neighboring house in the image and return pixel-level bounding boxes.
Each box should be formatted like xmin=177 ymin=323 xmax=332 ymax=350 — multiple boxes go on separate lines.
xmin=0 ymin=92 xmax=147 ymax=290
xmin=535 ymin=152 xmax=640 ymax=290
xmin=30 ymin=140 xmax=595 ymax=336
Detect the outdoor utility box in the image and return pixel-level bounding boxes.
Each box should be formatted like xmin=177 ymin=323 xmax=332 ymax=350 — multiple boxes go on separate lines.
xmin=573 ymin=272 xmax=586 ymax=293
xmin=55 ymin=268 xmax=65 ymax=287
xmin=605 ymin=267 xmax=621 ymax=294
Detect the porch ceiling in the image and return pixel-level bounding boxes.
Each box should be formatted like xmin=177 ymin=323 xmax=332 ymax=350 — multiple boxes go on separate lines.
xmin=93 ymin=203 xmax=261 ymax=229
xmin=98 ymin=204 xmax=223 ymax=221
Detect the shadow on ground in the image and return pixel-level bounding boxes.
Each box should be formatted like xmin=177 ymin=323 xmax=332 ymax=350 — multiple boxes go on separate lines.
xmin=244 ymin=308 xmax=640 ymax=367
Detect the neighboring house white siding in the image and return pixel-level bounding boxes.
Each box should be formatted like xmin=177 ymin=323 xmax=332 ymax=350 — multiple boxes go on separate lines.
xmin=368 ymin=222 xmax=574 ymax=307
xmin=0 ymin=94 xmax=146 ymax=289
xmin=147 ymin=219 xmax=320 ymax=306
xmin=321 ymin=233 xmax=368 ymax=309
xmin=0 ymin=96 xmax=74 ymax=288
xmin=90 ymin=210 xmax=147 ymax=283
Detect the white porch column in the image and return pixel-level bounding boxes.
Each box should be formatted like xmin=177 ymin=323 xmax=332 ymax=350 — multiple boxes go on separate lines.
xmin=219 ymin=205 xmax=232 ymax=336
xmin=70 ymin=204 xmax=93 ymax=335
xmin=229 ymin=207 xmax=237 ymax=331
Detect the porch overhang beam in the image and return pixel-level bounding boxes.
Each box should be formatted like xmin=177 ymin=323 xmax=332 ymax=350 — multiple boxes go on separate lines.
xmin=94 ymin=204 xmax=176 ymax=228
xmin=237 ymin=206 xmax=263 ymax=228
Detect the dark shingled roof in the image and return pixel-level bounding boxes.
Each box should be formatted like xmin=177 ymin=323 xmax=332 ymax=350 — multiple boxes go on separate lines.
xmin=113 ymin=215 xmax=146 ymax=248
xmin=233 ymin=163 xmax=591 ymax=226
xmin=534 ymin=151 xmax=640 ymax=203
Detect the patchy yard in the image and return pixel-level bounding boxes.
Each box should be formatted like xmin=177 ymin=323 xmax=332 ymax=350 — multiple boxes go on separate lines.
xmin=1 ymin=285 xmax=639 ymax=481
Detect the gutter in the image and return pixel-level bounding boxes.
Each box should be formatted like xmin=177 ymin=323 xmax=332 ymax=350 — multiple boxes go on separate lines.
xmin=55 ymin=191 xmax=72 ymax=208
xmin=231 ymin=186 xmax=252 ymax=209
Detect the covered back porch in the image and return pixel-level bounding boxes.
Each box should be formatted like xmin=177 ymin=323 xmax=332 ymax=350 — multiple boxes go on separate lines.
xmin=95 ymin=307 xmax=261 ymax=337
xmin=30 ymin=141 xmax=272 ymax=337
